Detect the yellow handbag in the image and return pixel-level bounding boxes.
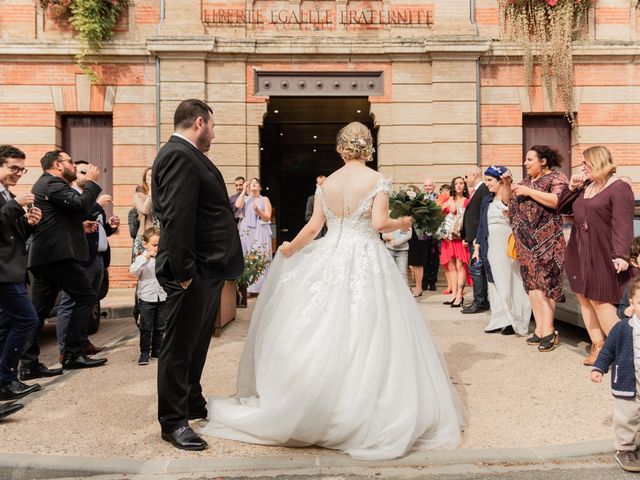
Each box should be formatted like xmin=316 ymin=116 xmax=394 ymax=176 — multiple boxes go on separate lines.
xmin=507 ymin=233 xmax=517 ymax=260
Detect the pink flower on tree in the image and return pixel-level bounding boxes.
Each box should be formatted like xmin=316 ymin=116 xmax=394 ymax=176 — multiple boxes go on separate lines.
xmin=546 ymin=0 xmax=558 ymax=5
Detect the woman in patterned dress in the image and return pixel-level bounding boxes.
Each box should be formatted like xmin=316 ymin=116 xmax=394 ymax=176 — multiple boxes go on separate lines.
xmin=502 ymin=145 xmax=568 ymax=352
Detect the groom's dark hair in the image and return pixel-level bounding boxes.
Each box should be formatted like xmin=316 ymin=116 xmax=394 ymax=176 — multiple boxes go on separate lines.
xmin=174 ymin=99 xmax=213 ymax=130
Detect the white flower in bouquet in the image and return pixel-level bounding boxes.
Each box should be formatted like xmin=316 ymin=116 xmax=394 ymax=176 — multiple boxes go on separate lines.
xmin=406 ymin=189 xmax=417 ymax=200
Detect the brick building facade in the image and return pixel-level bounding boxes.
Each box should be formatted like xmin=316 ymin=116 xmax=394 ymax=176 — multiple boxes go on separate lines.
xmin=0 ymin=0 xmax=639 ymax=287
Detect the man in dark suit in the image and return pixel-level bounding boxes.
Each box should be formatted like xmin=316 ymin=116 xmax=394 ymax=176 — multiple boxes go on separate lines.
xmin=0 ymin=145 xmax=43 ymax=402
xmin=461 ymin=166 xmax=491 ymax=314
xmin=55 ymin=160 xmax=120 ymax=360
xmin=152 ymin=99 xmax=243 ymax=451
xmin=20 ymin=150 xmax=107 ymax=380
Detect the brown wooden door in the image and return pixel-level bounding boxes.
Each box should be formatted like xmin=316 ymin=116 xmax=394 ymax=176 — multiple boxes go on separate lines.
xmin=62 ymin=115 xmax=113 ymax=214
xmin=522 ymin=115 xmax=571 ymax=179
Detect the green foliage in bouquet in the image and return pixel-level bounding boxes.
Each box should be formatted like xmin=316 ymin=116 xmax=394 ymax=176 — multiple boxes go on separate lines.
xmin=238 ymin=247 xmax=271 ymax=288
xmin=389 ymin=190 xmax=445 ymax=236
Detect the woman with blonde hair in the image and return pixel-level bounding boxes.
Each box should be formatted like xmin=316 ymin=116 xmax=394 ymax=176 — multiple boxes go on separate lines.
xmin=132 ymin=166 xmax=157 ymax=258
xmin=199 ymin=121 xmax=464 ymax=460
xmin=559 ymin=145 xmax=635 ymax=365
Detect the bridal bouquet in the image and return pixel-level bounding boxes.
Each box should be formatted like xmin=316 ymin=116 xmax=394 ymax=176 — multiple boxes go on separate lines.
xmin=389 ymin=189 xmax=445 ymax=236
xmin=238 ymin=246 xmax=271 ymax=287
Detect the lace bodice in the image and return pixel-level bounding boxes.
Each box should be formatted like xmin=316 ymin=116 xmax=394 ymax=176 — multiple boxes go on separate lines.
xmin=315 ymin=177 xmax=392 ymax=239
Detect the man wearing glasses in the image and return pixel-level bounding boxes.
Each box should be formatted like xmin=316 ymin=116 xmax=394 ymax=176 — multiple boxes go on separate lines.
xmin=0 ymin=145 xmax=43 ymax=412
xmin=20 ymin=150 xmax=107 ymax=380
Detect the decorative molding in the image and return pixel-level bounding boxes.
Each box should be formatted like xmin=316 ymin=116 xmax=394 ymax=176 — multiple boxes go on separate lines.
xmin=254 ymin=71 xmax=384 ymax=96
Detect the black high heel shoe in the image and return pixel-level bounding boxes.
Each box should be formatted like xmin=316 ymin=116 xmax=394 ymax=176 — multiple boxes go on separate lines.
xmin=450 ymin=298 xmax=464 ymax=308
xmin=442 ymin=299 xmax=455 ymax=305
xmin=526 ymin=333 xmax=542 ymax=345
xmin=538 ymin=331 xmax=559 ymax=352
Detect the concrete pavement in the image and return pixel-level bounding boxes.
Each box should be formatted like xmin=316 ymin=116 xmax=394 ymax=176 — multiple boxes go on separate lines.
xmin=0 ymin=286 xmax=621 ymax=479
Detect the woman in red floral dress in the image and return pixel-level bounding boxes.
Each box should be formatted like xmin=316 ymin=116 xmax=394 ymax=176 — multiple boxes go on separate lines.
xmin=503 ymin=145 xmax=568 ymax=352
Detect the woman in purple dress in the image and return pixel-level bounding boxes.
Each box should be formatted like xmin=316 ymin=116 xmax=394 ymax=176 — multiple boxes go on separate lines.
xmin=236 ymin=178 xmax=273 ymax=294
xmin=558 ymin=146 xmax=635 ymax=366
xmin=503 ymin=145 xmax=568 ymax=352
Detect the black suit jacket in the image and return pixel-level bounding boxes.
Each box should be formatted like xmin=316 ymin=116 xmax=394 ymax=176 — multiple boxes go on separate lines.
xmin=28 ymin=172 xmax=101 ymax=269
xmin=461 ymin=183 xmax=490 ymax=243
xmin=84 ymin=202 xmax=114 ymax=268
xmin=0 ymin=191 xmax=33 ymax=283
xmin=152 ymin=135 xmax=243 ymax=284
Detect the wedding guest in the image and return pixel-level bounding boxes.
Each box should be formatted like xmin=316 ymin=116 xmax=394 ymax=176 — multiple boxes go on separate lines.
xmin=0 ymin=145 xmax=43 ymax=401
xmin=441 ymin=176 xmax=471 ymax=308
xmin=620 ymin=176 xmax=633 ymax=186
xmin=132 ymin=167 xmax=156 ymax=258
xmin=236 ymin=178 xmax=273 ymax=294
xmin=559 ymin=146 xmax=634 ymax=365
xmin=461 ymin=166 xmax=491 ymax=314
xmin=421 ymin=178 xmax=439 ymax=292
xmin=407 ymin=185 xmax=428 ymax=297
xmin=229 ymin=176 xmax=245 ymax=223
xmin=305 ymin=175 xmax=327 ymax=239
xmin=617 ymin=237 xmax=640 ymax=321
xmin=129 ymin=227 xmax=166 ymax=366
xmin=473 ymin=165 xmax=531 ymax=336
xmin=22 ymin=150 xmax=107 ymax=376
xmin=591 ymin=276 xmax=640 ymax=473
xmin=437 ymin=183 xmax=451 ymax=206
xmin=503 ymin=145 xmax=568 ymax=352
xmin=384 ymin=227 xmax=412 ymax=285
xmin=437 ymin=184 xmax=452 ymax=294
xmin=55 ymin=160 xmax=120 ymax=360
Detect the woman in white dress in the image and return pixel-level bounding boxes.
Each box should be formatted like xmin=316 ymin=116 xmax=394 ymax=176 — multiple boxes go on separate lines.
xmin=199 ymin=122 xmax=465 ymax=460
xmin=473 ymin=165 xmax=531 ymax=336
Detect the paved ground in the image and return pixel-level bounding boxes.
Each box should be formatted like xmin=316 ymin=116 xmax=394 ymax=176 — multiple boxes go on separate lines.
xmin=0 ymin=285 xmax=621 ymax=478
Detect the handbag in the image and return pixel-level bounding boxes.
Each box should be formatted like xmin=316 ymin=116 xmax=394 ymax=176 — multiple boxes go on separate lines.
xmin=507 ymin=233 xmax=517 ymax=259
xmin=436 ymin=209 xmax=464 ymax=240
xmin=450 ymin=208 xmax=465 ymax=239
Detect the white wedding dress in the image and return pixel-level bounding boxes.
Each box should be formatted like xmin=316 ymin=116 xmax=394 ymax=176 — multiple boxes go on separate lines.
xmin=199 ymin=177 xmax=465 ymax=460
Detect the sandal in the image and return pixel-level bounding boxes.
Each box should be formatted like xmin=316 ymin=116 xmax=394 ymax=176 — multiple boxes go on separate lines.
xmin=526 ymin=333 xmax=542 ymax=345
xmin=538 ymin=331 xmax=559 ymax=352
xmin=412 ymin=289 xmax=423 ymax=297
xmin=443 ymin=289 xmax=452 ymax=295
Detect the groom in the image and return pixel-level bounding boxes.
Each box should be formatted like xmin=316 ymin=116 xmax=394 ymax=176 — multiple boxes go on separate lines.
xmin=152 ymin=99 xmax=243 ymax=451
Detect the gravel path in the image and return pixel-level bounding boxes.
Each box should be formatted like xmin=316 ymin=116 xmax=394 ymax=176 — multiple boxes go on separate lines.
xmin=0 ymin=290 xmax=613 ymax=459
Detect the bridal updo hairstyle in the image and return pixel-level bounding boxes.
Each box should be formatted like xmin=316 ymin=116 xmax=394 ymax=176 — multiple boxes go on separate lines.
xmin=336 ymin=122 xmax=374 ymax=162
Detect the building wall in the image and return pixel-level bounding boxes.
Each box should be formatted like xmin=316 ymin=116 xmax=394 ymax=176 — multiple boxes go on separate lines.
xmin=1 ymin=0 xmax=639 ymax=287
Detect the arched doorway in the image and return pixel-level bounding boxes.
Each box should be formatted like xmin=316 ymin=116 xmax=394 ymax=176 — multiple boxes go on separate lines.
xmin=259 ymin=97 xmax=377 ymax=244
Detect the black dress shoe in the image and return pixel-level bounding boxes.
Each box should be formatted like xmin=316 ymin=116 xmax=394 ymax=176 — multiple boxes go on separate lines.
xmin=462 ymin=303 xmax=490 ymax=314
xmin=428 ymin=284 xmax=437 ymax=291
xmin=0 ymin=380 xmax=42 ymax=401
xmin=161 ymin=426 xmax=208 ymax=451
xmin=0 ymin=401 xmax=24 ymax=420
xmin=63 ymin=355 xmax=108 ymax=369
xmin=501 ymin=325 xmax=516 ymax=336
xmin=19 ymin=363 xmax=63 ymax=381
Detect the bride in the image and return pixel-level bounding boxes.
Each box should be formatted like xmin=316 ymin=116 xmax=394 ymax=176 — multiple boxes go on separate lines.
xmin=199 ymin=122 xmax=465 ymax=460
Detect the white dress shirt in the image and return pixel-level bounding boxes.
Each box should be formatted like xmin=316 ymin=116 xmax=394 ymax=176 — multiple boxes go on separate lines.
xmin=130 ymin=254 xmax=167 ymax=302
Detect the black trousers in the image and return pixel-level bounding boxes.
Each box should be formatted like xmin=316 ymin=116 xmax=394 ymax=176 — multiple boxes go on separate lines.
xmin=157 ymin=276 xmax=224 ymax=433
xmin=22 ymin=260 xmax=97 ymax=368
xmin=139 ymin=299 xmax=166 ymax=356
xmin=422 ymin=237 xmax=440 ymax=289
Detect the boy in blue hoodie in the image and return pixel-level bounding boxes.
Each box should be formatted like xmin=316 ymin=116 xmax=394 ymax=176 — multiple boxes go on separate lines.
xmin=592 ymin=276 xmax=640 ymax=472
